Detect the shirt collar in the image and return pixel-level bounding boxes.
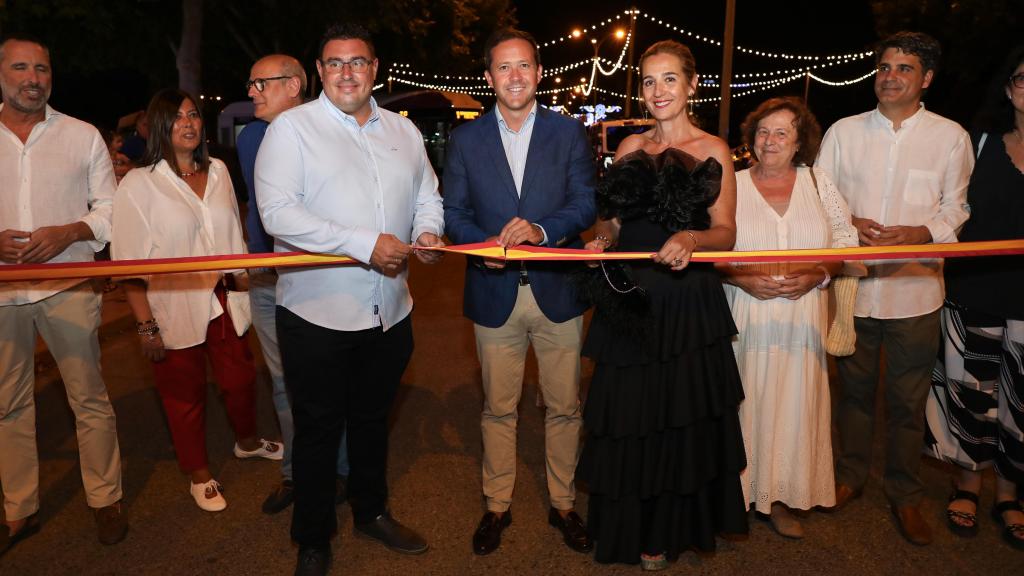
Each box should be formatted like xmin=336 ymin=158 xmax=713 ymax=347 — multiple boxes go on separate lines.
xmin=319 ymin=91 xmax=380 ymax=128
xmin=871 ymin=102 xmax=925 ymax=130
xmin=0 ymin=104 xmax=60 ymax=135
xmin=495 ymin=101 xmax=538 ymax=134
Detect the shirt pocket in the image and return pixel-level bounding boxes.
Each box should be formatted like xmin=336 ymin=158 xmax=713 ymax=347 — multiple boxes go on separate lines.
xmin=904 ymin=169 xmax=940 ymax=207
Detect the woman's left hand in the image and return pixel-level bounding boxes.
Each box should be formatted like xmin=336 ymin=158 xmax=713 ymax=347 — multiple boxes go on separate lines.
xmin=776 ymin=267 xmax=827 ymax=300
xmin=654 ymin=230 xmax=697 ymax=271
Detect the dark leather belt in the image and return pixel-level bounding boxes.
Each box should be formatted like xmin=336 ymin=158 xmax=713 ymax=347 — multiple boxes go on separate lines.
xmin=519 ymin=262 xmax=530 ymax=285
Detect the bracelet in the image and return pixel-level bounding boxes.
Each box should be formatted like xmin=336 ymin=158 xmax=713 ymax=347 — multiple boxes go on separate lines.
xmin=137 ymin=323 xmax=160 ymax=337
xmin=136 ymin=319 xmax=156 ymax=327
xmin=683 ymin=230 xmax=698 ymax=251
xmin=815 ymin=265 xmax=831 ymax=289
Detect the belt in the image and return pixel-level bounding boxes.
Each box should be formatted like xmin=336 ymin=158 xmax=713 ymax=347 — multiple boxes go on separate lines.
xmin=518 ymin=262 xmax=529 ymax=286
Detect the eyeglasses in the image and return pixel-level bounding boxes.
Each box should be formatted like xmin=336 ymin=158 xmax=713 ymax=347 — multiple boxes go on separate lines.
xmin=246 ymin=76 xmax=292 ymax=92
xmin=320 ymin=57 xmax=372 ymax=74
xmin=1010 ymin=73 xmax=1024 ymax=89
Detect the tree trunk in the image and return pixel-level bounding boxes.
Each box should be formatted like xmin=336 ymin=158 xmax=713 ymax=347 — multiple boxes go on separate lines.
xmin=177 ymin=0 xmax=203 ymax=96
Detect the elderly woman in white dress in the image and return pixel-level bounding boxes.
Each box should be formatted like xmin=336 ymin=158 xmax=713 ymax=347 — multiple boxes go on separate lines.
xmin=718 ymin=97 xmax=857 ymax=538
xmin=112 ymin=89 xmax=281 ymax=512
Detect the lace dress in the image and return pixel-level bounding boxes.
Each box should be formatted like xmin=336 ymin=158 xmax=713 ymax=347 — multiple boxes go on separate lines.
xmin=578 ymin=148 xmax=748 ymax=565
xmin=726 ymin=166 xmax=857 ymax=514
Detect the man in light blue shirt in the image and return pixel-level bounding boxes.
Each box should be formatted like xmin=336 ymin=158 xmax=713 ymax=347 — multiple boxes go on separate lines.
xmin=238 ymin=53 xmax=351 ymax=516
xmin=255 ymin=23 xmax=443 ymax=576
xmin=443 ymin=28 xmax=596 ymax=557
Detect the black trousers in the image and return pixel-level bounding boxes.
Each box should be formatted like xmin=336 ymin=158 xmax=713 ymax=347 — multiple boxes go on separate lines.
xmin=277 ymin=306 xmax=413 ymax=547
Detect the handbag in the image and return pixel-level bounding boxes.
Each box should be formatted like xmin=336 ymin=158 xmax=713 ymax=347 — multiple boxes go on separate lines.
xmin=808 ymin=167 xmax=860 ymax=357
xmin=223 ymin=275 xmax=252 ymax=337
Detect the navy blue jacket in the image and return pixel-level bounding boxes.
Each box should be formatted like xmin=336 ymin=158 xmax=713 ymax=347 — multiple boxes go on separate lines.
xmin=443 ymin=106 xmax=596 ymax=328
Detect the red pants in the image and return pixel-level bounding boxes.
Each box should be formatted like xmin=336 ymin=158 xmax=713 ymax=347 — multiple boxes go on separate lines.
xmin=151 ymin=290 xmax=257 ymax=473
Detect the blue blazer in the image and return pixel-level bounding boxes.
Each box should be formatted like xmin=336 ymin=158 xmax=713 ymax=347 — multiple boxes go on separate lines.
xmin=443 ymin=107 xmax=597 ymax=328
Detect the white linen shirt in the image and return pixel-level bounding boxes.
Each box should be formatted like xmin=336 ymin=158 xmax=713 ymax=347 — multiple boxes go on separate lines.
xmin=255 ymin=94 xmax=444 ymax=332
xmin=111 ymin=159 xmax=246 ymax=349
xmin=0 ymin=105 xmax=114 ymax=306
xmin=816 ymin=104 xmax=973 ymax=319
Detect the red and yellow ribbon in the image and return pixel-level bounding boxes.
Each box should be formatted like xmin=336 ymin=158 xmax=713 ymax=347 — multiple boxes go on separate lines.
xmin=2 ymin=239 xmax=1023 ymax=283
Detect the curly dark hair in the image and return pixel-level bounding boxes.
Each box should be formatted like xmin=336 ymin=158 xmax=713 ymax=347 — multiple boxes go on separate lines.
xmin=740 ymin=96 xmax=822 ymax=167
xmin=319 ymin=22 xmax=375 ymax=61
xmin=876 ymin=31 xmax=941 ymax=74
xmin=973 ymin=44 xmax=1024 ymax=135
xmin=142 ymin=88 xmax=209 ymax=172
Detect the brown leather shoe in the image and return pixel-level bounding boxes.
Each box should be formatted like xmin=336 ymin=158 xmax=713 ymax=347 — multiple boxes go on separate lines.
xmin=891 ymin=504 xmax=933 ymax=545
xmin=827 ymin=483 xmax=862 ymax=512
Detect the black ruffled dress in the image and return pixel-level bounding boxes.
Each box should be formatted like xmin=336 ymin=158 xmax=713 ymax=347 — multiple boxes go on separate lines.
xmin=578 ymin=148 xmax=749 ymax=564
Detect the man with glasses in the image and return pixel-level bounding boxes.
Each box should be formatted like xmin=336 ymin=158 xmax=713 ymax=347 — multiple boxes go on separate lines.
xmin=238 ymin=54 xmax=352 ymax=517
xmin=816 ymin=31 xmax=973 ymax=545
xmin=255 ymin=23 xmax=444 ymax=576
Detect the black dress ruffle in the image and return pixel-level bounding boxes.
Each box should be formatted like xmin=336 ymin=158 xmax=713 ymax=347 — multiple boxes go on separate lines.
xmin=579 ymin=148 xmax=748 ymax=565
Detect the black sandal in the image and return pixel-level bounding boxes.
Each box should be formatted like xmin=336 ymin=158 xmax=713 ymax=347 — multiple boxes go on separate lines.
xmin=946 ymin=489 xmax=980 ymax=537
xmin=992 ymin=500 xmax=1024 ymax=550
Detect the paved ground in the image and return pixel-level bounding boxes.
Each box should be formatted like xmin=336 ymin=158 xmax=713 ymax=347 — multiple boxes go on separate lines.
xmin=2 ymin=256 xmax=1021 ymax=575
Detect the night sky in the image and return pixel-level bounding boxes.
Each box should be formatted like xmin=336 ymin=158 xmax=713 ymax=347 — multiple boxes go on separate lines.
xmin=19 ymin=1 xmax=1012 ymax=145
xmin=513 ymin=0 xmax=879 ymax=138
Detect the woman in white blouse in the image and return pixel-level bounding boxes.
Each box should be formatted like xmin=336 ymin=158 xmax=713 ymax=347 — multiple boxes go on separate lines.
xmin=718 ymin=97 xmax=857 ymax=538
xmin=112 ymin=89 xmax=281 ymax=512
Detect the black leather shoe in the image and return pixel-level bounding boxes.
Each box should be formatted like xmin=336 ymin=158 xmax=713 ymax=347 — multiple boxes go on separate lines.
xmin=335 ymin=475 xmax=348 ymax=505
xmin=472 ymin=511 xmax=511 ymax=555
xmin=354 ymin=512 xmax=428 ymax=555
xmin=262 ymin=479 xmax=295 ymax=515
xmin=294 ymin=545 xmax=330 ymax=576
xmin=548 ymin=508 xmax=593 ymax=553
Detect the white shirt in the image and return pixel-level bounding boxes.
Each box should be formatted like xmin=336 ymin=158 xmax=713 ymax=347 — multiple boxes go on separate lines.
xmin=111 ymin=159 xmax=246 ymax=349
xmin=816 ymin=104 xmax=973 ymax=319
xmin=255 ymin=94 xmax=444 ymax=332
xmin=0 ymin=105 xmax=114 ymax=306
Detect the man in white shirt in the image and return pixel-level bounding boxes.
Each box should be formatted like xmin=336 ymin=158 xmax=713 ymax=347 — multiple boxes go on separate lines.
xmin=255 ymin=23 xmax=444 ymax=576
xmin=0 ymin=34 xmax=127 ymax=551
xmin=816 ymin=31 xmax=972 ymax=546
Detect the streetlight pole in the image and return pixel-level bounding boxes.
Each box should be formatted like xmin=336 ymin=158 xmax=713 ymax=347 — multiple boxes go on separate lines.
xmin=718 ymin=0 xmax=736 ymax=140
xmin=624 ymin=8 xmax=638 ymax=118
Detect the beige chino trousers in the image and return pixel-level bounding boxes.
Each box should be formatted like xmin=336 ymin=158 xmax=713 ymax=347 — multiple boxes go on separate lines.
xmin=475 ymin=284 xmax=583 ymax=513
xmin=0 ymin=283 xmax=123 ymax=520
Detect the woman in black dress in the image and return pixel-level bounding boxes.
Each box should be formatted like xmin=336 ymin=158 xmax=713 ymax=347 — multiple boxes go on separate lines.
xmin=578 ymin=40 xmax=747 ymax=569
xmin=927 ymin=45 xmax=1024 ymax=550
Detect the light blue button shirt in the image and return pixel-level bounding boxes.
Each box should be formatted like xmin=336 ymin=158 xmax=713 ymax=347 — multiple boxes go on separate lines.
xmin=494 ymin=102 xmax=547 ymax=244
xmin=255 ymin=93 xmax=444 ymax=332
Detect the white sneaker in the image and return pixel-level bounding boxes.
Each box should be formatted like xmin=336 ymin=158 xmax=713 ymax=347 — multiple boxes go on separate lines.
xmin=190 ymin=479 xmax=227 ymax=512
xmin=233 ymin=439 xmax=284 ymax=461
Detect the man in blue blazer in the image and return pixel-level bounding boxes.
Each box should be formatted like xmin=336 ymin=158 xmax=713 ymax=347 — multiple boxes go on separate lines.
xmin=443 ymin=28 xmax=596 ymax=557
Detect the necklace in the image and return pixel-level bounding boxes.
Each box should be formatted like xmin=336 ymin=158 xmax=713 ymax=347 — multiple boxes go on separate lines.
xmin=178 ymin=161 xmax=199 ymax=178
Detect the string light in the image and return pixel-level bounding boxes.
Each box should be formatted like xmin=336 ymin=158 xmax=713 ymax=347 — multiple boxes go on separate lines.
xmin=541 ymin=8 xmax=872 ymax=63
